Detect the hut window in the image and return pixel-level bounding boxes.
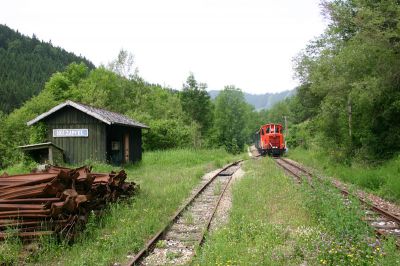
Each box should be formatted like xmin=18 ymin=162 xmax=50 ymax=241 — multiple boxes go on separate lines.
xmin=111 ymin=141 xmax=120 ymax=151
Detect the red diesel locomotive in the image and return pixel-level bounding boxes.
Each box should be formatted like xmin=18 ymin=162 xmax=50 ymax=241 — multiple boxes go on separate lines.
xmin=254 ymin=123 xmax=286 ymax=156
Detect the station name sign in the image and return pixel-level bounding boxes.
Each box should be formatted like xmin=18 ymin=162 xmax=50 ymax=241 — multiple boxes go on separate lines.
xmin=53 ymin=129 xmax=89 ymax=138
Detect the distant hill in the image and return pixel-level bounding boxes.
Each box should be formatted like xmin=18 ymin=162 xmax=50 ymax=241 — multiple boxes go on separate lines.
xmin=0 ymin=24 xmax=95 ymax=113
xmin=208 ymin=89 xmax=295 ymax=110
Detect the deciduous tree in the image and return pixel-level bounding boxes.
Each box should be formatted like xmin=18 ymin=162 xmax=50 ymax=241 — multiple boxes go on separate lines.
xmin=180 ymin=73 xmax=213 ymax=135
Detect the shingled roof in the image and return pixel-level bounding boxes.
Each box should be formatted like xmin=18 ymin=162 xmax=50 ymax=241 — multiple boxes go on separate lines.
xmin=27 ymin=100 xmax=149 ymax=129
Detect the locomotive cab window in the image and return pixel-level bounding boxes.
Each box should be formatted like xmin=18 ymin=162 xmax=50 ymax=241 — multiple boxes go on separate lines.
xmin=266 ymin=127 xmax=270 ymax=133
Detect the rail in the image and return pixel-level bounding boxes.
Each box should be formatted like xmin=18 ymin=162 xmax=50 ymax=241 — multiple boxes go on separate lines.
xmin=274 ymin=157 xmax=400 ymax=247
xmin=125 ymin=160 xmax=243 ymax=265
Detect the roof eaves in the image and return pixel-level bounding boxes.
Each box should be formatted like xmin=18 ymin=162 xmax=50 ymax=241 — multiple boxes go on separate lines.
xmin=68 ymin=101 xmax=112 ymax=125
xmin=110 ymin=121 xmax=150 ymax=129
xmin=18 ymin=142 xmax=63 ymax=151
xmin=27 ymin=102 xmax=69 ymax=126
xmin=27 ymin=100 xmax=112 ymax=126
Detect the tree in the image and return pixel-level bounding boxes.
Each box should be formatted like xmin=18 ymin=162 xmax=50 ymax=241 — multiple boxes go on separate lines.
xmin=180 ymin=73 xmax=213 ymax=135
xmin=0 ymin=111 xmax=7 ymax=168
xmin=213 ymin=86 xmax=251 ymax=154
xmin=107 ymin=49 xmax=138 ymax=80
xmin=45 ymin=62 xmax=89 ymax=101
xmin=291 ymin=0 xmax=400 ymax=160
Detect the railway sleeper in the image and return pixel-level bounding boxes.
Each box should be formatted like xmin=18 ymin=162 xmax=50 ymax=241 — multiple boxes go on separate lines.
xmin=363 ymin=216 xmax=388 ymax=222
xmin=160 ymin=239 xmax=196 ymax=249
xmin=371 ymin=222 xmax=399 ymax=230
xmin=164 ymin=232 xmax=202 ymax=242
xmin=175 ymin=217 xmax=207 ymax=225
xmin=167 ymin=227 xmax=202 ymax=235
xmin=194 ymin=199 xmax=218 ymax=205
xmin=189 ymin=205 xmax=218 ymax=213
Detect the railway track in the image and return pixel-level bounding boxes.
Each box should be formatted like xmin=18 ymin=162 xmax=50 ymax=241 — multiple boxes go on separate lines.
xmin=275 ymin=157 xmax=400 ymax=247
xmin=274 ymin=157 xmax=313 ymax=184
xmin=125 ymin=160 xmax=242 ymax=266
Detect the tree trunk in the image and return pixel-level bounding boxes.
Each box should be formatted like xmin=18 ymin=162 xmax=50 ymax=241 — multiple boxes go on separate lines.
xmin=348 ymin=95 xmax=352 ymax=138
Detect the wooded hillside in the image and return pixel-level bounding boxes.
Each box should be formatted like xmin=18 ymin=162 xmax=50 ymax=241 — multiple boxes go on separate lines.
xmin=208 ymin=89 xmax=295 ymax=110
xmin=0 ymin=24 xmax=95 ymax=113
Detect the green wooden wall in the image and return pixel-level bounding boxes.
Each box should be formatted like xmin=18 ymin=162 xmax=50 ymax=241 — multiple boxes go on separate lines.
xmin=44 ymin=107 xmax=107 ymax=164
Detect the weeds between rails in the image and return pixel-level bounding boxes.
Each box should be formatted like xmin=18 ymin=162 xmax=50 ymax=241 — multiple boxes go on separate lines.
xmin=275 ymin=157 xmax=400 ymax=248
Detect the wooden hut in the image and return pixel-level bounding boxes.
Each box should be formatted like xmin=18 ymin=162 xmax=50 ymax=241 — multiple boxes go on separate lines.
xmin=19 ymin=142 xmax=64 ymax=165
xmin=26 ymin=100 xmax=149 ymax=165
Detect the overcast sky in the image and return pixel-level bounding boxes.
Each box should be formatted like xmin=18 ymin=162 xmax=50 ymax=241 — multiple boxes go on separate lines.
xmin=1 ymin=0 xmax=327 ymax=94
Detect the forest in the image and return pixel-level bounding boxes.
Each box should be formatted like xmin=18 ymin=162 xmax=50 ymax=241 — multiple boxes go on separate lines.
xmin=0 ymin=24 xmax=94 ymax=114
xmin=0 ymin=0 xmax=399 ymax=169
xmin=263 ymin=0 xmax=400 ymax=163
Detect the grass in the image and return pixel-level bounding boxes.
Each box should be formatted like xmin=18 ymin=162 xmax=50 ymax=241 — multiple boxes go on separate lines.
xmin=0 ymin=148 xmax=244 ymax=266
xmin=0 ymin=160 xmax=37 ymax=175
xmin=193 ymin=157 xmax=400 ymax=265
xmin=166 ymin=250 xmax=183 ymax=260
xmin=213 ymin=180 xmax=222 ymax=196
xmin=0 ymin=230 xmax=22 ymax=264
xmin=193 ymin=157 xmax=313 ymax=265
xmin=300 ymin=177 xmax=400 ymax=265
xmin=183 ymin=212 xmax=194 ymax=225
xmin=288 ymin=148 xmax=400 ymax=203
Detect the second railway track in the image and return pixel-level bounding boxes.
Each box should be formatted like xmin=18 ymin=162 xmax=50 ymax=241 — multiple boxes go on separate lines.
xmin=125 ymin=160 xmax=242 ymax=266
xmin=275 ymin=157 xmax=400 ymax=247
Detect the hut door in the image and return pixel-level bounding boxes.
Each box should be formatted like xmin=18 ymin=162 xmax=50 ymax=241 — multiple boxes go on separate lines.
xmin=124 ymin=133 xmax=130 ymax=163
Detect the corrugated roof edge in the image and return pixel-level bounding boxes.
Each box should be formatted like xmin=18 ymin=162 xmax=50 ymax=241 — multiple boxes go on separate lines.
xmin=27 ymin=100 xmax=149 ymax=129
xmin=19 ymin=142 xmax=63 ymax=151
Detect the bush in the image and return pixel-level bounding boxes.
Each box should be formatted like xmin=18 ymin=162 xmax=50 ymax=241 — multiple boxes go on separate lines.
xmin=143 ymin=119 xmax=199 ymax=150
xmin=225 ymin=138 xmax=241 ymax=154
xmin=356 ymin=172 xmax=386 ymax=191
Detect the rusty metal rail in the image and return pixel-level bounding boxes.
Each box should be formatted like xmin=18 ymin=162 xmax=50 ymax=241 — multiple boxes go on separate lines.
xmin=275 ymin=158 xmax=300 ymax=181
xmin=0 ymin=165 xmax=137 ymax=241
xmin=126 ymin=160 xmax=242 ymax=266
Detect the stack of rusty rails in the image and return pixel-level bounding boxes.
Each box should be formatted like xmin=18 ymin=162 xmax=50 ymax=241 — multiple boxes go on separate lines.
xmin=0 ymin=165 xmax=137 ymax=241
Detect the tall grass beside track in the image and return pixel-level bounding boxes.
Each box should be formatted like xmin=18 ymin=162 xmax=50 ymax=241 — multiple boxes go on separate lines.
xmin=193 ymin=158 xmax=400 ymax=265
xmin=0 ymin=148 xmax=244 ymax=265
xmin=288 ymin=148 xmax=400 ymax=203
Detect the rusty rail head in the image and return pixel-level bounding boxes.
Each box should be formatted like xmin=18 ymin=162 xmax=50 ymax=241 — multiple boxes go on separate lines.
xmin=0 ymin=198 xmax=61 ymax=204
xmin=275 ymin=158 xmax=303 ymax=183
xmin=0 ymin=231 xmax=54 ymax=240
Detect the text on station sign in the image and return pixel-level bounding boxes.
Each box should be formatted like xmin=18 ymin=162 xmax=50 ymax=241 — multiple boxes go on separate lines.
xmin=53 ymin=129 xmax=89 ymax=137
